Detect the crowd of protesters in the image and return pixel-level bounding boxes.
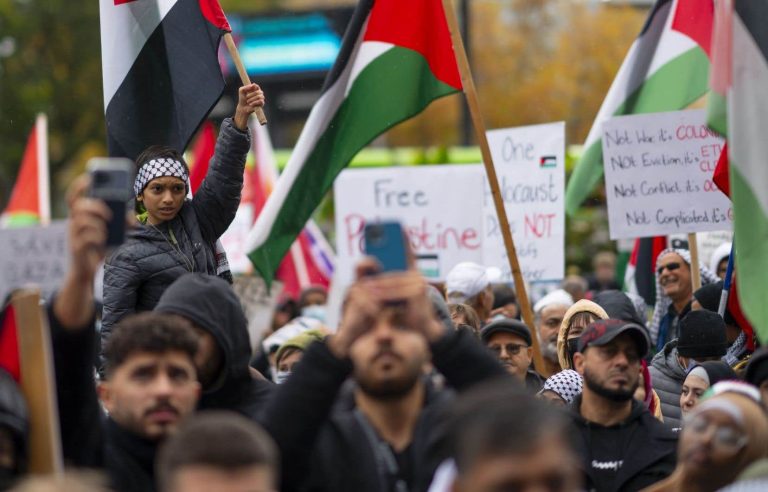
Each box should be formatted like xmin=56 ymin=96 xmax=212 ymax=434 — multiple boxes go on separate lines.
xmin=1 ymin=89 xmax=768 ymax=492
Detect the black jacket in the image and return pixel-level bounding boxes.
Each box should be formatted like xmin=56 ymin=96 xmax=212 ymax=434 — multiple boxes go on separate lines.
xmin=570 ymin=395 xmax=677 ymax=492
xmin=154 ymin=273 xmax=273 ymax=420
xmin=101 ymin=118 xmax=250 ymax=339
xmin=50 ymin=305 xmax=158 ymax=492
xmin=262 ymin=329 xmax=508 ymax=492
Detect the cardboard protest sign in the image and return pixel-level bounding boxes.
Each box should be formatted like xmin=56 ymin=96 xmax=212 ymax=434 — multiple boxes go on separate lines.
xmin=333 ymin=166 xmax=485 ymax=284
xmin=0 ymin=221 xmax=68 ymax=303
xmin=483 ymin=122 xmax=566 ymax=282
xmin=602 ymin=109 xmax=731 ymax=240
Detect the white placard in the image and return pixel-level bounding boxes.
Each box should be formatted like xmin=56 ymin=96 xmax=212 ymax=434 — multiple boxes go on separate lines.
xmin=0 ymin=221 xmax=68 ymax=303
xmin=483 ymin=122 xmax=566 ymax=282
xmin=602 ymin=109 xmax=732 ymax=239
xmin=220 ymin=204 xmax=255 ymax=274
xmin=333 ymin=166 xmax=485 ymax=284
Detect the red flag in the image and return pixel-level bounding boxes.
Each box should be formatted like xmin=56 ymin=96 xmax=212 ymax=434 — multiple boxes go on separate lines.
xmin=189 ymin=121 xmax=216 ymax=194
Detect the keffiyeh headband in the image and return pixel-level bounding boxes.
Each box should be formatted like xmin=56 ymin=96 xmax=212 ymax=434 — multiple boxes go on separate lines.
xmin=134 ymin=158 xmax=189 ymax=196
xmin=539 ymin=369 xmax=583 ymax=404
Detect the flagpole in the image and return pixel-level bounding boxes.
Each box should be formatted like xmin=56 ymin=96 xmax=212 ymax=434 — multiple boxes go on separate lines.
xmin=37 ymin=114 xmax=50 ymax=225
xmin=442 ymin=0 xmax=546 ymax=375
xmin=223 ymin=33 xmax=268 ymax=126
xmin=688 ymin=232 xmax=702 ymax=291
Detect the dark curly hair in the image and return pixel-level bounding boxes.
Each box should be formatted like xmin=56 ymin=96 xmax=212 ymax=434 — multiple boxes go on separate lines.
xmin=103 ymin=312 xmax=198 ymax=378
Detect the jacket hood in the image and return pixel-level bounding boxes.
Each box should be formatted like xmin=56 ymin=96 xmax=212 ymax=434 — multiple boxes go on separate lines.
xmin=650 ymin=340 xmax=686 ymax=381
xmin=154 ymin=273 xmax=251 ymax=392
xmin=557 ymin=300 xmax=608 ymax=369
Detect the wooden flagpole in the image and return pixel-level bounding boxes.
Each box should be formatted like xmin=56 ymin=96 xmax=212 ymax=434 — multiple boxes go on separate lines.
xmin=688 ymin=232 xmax=701 ymax=291
xmin=12 ymin=289 xmax=63 ymax=474
xmin=223 ymin=33 xmax=268 ymax=126
xmin=442 ymin=0 xmax=546 ymax=375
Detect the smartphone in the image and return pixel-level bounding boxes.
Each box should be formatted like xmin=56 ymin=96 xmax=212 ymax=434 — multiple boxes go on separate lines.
xmin=87 ymin=158 xmax=135 ymax=247
xmin=364 ymin=221 xmax=408 ymax=273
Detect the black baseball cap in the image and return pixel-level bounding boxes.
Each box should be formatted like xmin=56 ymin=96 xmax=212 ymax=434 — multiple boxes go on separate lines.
xmin=480 ymin=319 xmax=532 ymax=346
xmin=577 ymin=319 xmax=649 ymax=358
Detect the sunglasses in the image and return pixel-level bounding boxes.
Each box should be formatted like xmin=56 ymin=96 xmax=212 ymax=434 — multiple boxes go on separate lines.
xmin=489 ymin=343 xmax=529 ymax=356
xmin=657 ymin=262 xmax=682 ymax=276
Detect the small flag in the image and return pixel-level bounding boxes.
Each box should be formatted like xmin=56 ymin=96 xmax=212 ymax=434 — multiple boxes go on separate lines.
xmin=540 ymin=156 xmax=557 ymax=168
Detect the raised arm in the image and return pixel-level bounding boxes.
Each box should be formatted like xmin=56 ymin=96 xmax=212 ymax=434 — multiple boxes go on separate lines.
xmin=192 ymin=84 xmax=264 ymax=242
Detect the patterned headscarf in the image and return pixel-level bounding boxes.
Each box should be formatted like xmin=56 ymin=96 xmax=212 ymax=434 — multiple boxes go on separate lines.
xmin=649 ymin=248 xmax=719 ymax=347
xmin=538 ymin=369 xmax=583 ymax=404
xmin=133 ymin=157 xmax=189 ymax=196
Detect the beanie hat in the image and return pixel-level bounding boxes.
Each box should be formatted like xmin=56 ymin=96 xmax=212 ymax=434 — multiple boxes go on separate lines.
xmin=445 ymin=262 xmax=500 ymax=303
xmin=533 ymin=289 xmax=573 ymax=314
xmin=677 ymin=310 xmax=728 ymax=359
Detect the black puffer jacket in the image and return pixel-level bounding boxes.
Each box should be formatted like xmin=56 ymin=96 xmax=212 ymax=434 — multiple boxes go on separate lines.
xmin=101 ymin=118 xmax=250 ymax=341
xmin=154 ymin=273 xmax=273 ymax=420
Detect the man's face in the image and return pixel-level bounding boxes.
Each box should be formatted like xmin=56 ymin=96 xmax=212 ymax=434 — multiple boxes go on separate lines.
xmin=349 ymin=310 xmax=429 ymax=399
xmin=138 ymin=176 xmax=186 ymax=225
xmin=486 ymin=332 xmax=532 ymax=381
xmin=99 ymin=351 xmax=200 ymax=441
xmin=452 ymin=432 xmax=582 ymax=492
xmin=575 ymin=333 xmax=640 ymax=402
xmin=678 ymin=407 xmax=748 ymax=480
xmin=302 ymin=291 xmax=327 ymax=308
xmin=168 ymin=465 xmax=275 ymax=492
xmin=658 ymin=253 xmax=692 ymax=303
xmin=538 ymin=304 xmax=568 ymax=362
xmin=191 ymin=326 xmax=224 ymax=389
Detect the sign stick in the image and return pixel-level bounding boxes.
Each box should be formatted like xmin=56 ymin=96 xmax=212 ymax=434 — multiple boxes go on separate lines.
xmin=223 ymin=33 xmax=268 ymax=126
xmin=12 ymin=289 xmax=63 ymax=474
xmin=688 ymin=232 xmax=701 ymax=291
xmin=442 ymin=0 xmax=546 ymax=375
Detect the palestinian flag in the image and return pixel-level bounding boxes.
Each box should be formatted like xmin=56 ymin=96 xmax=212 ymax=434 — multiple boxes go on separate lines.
xmin=100 ymin=0 xmax=231 ymax=160
xmin=565 ymin=0 xmax=713 ymax=215
xmin=245 ymin=0 xmax=462 ymax=284
xmin=1 ymin=115 xmax=50 ymax=228
xmin=624 ymin=236 xmax=668 ymax=306
xmin=723 ymin=0 xmax=768 ymax=338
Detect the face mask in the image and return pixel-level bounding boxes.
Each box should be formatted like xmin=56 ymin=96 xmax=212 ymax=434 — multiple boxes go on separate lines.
xmin=302 ymin=305 xmax=327 ymax=323
xmin=274 ymin=370 xmax=291 ymax=385
xmin=567 ymin=338 xmax=580 ymax=365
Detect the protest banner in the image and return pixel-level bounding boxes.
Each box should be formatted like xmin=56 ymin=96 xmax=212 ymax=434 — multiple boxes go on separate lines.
xmin=232 ymin=276 xmax=283 ymax=352
xmin=220 ymin=205 xmax=256 ymax=274
xmin=0 ymin=221 xmax=68 ymax=304
xmin=333 ymin=165 xmax=485 ymax=284
xmin=483 ymin=122 xmax=566 ymax=283
xmin=602 ymin=109 xmax=731 ymax=240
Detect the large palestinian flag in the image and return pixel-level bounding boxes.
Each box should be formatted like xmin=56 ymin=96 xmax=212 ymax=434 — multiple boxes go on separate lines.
xmin=565 ymin=0 xmax=713 ymax=215
xmin=100 ymin=0 xmax=230 ymax=160
xmin=726 ymin=1 xmax=768 ymax=338
xmin=245 ymin=0 xmax=462 ymax=284
xmin=0 ymin=115 xmax=50 ymax=228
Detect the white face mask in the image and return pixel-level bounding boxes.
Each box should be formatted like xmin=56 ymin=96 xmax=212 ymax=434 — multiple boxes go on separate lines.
xmin=302 ymin=304 xmax=327 ymax=323
xmin=274 ymin=370 xmax=291 ymax=385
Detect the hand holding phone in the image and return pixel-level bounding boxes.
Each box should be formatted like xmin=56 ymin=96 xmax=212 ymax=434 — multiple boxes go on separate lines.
xmin=87 ymin=158 xmax=134 ymax=247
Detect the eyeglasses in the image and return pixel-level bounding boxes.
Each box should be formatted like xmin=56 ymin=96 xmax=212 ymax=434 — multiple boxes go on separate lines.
xmin=686 ymin=414 xmax=748 ymax=452
xmin=657 ymin=262 xmax=682 ymax=276
xmin=489 ymin=343 xmax=529 ymax=356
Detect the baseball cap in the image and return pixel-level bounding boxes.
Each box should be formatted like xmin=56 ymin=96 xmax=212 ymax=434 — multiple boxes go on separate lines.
xmin=445 ymin=262 xmax=501 ymax=303
xmin=577 ymin=319 xmax=650 ymax=358
xmin=480 ymin=319 xmax=532 ymax=346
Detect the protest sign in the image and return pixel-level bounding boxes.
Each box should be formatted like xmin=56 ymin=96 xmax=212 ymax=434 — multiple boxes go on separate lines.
xmin=483 ymin=122 xmax=566 ymax=282
xmin=220 ymin=204 xmax=255 ymax=274
xmin=0 ymin=221 xmax=68 ymax=304
xmin=334 ymin=166 xmax=485 ymax=283
xmin=602 ymin=109 xmax=731 ymax=240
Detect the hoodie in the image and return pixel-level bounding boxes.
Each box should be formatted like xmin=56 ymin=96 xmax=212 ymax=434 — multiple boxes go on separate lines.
xmin=570 ymin=396 xmax=677 ymax=492
xmin=557 ymin=300 xmax=608 ymax=370
xmin=154 ymin=273 xmax=273 ymax=420
xmin=648 ymin=340 xmax=687 ymax=428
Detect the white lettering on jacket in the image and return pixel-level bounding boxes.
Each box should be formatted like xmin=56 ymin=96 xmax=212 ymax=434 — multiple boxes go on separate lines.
xmin=591 ymin=460 xmax=624 ymax=472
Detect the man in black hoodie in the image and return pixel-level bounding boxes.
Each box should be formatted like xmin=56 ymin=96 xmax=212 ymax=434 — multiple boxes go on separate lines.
xmin=154 ymin=273 xmax=273 ymax=420
xmin=262 ymin=258 xmax=507 ymax=492
xmin=571 ymin=319 xmax=676 ymax=491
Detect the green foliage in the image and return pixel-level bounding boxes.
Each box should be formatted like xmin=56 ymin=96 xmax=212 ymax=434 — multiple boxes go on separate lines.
xmin=0 ymin=0 xmax=103 ymax=213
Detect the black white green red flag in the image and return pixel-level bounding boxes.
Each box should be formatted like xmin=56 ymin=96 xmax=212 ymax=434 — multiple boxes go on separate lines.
xmin=565 ymin=0 xmax=713 ymax=215
xmin=100 ymin=0 xmax=231 ymax=160
xmin=245 ymin=0 xmax=463 ymax=284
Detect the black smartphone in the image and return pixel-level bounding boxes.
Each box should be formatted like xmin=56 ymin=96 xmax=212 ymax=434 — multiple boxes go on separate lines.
xmin=87 ymin=158 xmax=135 ymax=247
xmin=364 ymin=221 xmax=408 ymax=273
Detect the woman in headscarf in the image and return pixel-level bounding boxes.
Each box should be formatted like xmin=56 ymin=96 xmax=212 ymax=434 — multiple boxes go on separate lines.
xmin=680 ymin=361 xmax=738 ymax=417
xmin=643 ymin=382 xmax=768 ymax=492
xmin=556 ymin=299 xmax=608 ymax=370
